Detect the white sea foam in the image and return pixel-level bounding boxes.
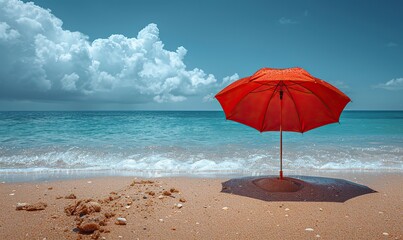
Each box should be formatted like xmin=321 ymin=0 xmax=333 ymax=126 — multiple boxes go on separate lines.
xmin=0 ymin=146 xmax=401 ymax=175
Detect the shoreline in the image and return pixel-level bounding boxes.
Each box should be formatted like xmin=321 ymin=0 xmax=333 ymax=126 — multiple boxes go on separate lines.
xmin=1 ymin=172 xmax=402 ymax=239
xmin=1 ymin=169 xmax=402 ymax=183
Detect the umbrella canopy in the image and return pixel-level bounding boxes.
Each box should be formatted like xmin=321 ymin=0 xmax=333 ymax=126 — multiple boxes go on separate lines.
xmin=215 ymin=67 xmax=351 ymax=179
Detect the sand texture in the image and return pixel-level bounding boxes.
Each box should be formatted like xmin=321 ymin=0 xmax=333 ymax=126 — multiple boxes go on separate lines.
xmin=0 ymin=172 xmax=402 ymax=239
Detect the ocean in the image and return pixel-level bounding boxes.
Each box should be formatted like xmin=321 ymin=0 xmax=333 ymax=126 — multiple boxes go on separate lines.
xmin=0 ymin=111 xmax=402 ymax=181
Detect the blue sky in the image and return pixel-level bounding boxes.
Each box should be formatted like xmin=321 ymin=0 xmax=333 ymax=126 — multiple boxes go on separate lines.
xmin=0 ymin=0 xmax=402 ymax=110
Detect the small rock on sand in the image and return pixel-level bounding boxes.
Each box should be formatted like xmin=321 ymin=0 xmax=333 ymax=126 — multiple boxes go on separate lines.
xmin=16 ymin=202 xmax=47 ymax=211
xmin=64 ymin=200 xmax=101 ymax=216
xmin=170 ymin=188 xmax=179 ymax=193
xmin=305 ymin=228 xmax=314 ymax=231
xmin=222 ymin=207 xmax=229 ymax=210
xmin=26 ymin=202 xmax=47 ymax=211
xmin=104 ymin=212 xmax=115 ymax=219
xmin=163 ymin=191 xmax=172 ymax=196
xmin=158 ymin=195 xmax=164 ymax=199
xmin=78 ymin=218 xmax=100 ymax=233
xmin=175 ymin=203 xmax=183 ymax=209
xmin=382 ymin=232 xmax=389 ymax=236
xmin=88 ymin=201 xmax=101 ymax=212
xmin=115 ymin=217 xmax=127 ymax=225
xmin=65 ymin=193 xmax=77 ymax=199
xmin=16 ymin=202 xmax=28 ymax=210
xmin=179 ymin=198 xmax=186 ymax=203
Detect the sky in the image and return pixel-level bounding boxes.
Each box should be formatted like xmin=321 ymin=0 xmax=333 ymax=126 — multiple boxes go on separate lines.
xmin=0 ymin=0 xmax=402 ymax=110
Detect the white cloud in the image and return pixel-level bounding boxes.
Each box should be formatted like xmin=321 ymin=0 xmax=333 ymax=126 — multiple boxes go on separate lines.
xmin=0 ymin=22 xmax=20 ymax=40
xmin=61 ymin=73 xmax=79 ymax=91
xmin=0 ymin=0 xmax=218 ymax=104
xmin=202 ymin=93 xmax=215 ymax=102
xmin=374 ymin=78 xmax=403 ymax=90
xmin=279 ymin=17 xmax=297 ymax=25
xmin=222 ymin=73 xmax=239 ymax=85
xmin=203 ymin=73 xmax=240 ymax=102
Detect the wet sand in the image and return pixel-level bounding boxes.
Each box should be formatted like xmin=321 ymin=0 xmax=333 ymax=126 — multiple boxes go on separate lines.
xmin=0 ymin=172 xmax=402 ymax=239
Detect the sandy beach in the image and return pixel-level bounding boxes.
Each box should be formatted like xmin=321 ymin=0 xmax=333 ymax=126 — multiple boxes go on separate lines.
xmin=0 ymin=172 xmax=401 ymax=240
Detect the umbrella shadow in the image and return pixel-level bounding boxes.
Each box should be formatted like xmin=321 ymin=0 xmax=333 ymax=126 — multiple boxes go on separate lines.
xmin=221 ymin=175 xmax=377 ymax=203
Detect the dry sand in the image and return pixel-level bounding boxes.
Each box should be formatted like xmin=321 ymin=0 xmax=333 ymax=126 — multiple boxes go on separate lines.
xmin=0 ymin=172 xmax=402 ymax=240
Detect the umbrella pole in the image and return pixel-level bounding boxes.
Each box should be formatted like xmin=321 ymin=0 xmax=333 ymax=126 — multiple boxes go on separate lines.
xmin=280 ymin=126 xmax=283 ymax=180
xmin=279 ymin=89 xmax=283 ymax=180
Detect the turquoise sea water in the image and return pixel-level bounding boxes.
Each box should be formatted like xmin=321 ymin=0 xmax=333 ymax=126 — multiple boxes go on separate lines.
xmin=0 ymin=111 xmax=402 ymax=179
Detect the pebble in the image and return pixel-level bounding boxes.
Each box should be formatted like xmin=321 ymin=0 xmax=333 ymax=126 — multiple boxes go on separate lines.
xmin=285 ymin=208 xmax=290 ymax=211
xmin=65 ymin=193 xmax=77 ymax=199
xmin=305 ymin=228 xmax=314 ymax=231
xmin=9 ymin=193 xmax=15 ymax=196
xmin=78 ymin=219 xmax=100 ymax=233
xmin=179 ymin=198 xmax=186 ymax=203
xmin=16 ymin=202 xmax=28 ymax=210
xmin=163 ymin=191 xmax=172 ymax=196
xmin=159 ymin=219 xmax=164 ymax=222
xmin=383 ymin=232 xmax=389 ymax=236
xmin=319 ymin=208 xmax=323 ymax=211
xmin=90 ymin=201 xmax=101 ymax=212
xmin=316 ymin=234 xmax=321 ymax=238
xmin=25 ymin=202 xmax=47 ymax=211
xmin=158 ymin=195 xmax=164 ymax=199
xmin=87 ymin=181 xmax=92 ymax=184
xmin=16 ymin=202 xmax=47 ymax=211
xmin=175 ymin=203 xmax=183 ymax=209
xmin=115 ymin=217 xmax=127 ymax=225
xmin=222 ymin=207 xmax=229 ymax=210
xmin=125 ymin=205 xmax=131 ymax=209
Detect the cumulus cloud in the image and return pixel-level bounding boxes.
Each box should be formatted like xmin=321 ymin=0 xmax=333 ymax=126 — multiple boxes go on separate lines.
xmin=374 ymin=78 xmax=403 ymax=90
xmin=222 ymin=73 xmax=240 ymax=85
xmin=203 ymin=73 xmax=240 ymax=102
xmin=0 ymin=0 xmax=218 ymax=104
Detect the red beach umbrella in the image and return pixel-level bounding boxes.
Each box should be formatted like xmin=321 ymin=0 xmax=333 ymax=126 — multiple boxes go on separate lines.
xmin=215 ymin=67 xmax=351 ymax=179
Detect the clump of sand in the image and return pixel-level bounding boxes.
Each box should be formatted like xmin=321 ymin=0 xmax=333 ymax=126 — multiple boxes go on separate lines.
xmin=62 ymin=179 xmax=182 ymax=239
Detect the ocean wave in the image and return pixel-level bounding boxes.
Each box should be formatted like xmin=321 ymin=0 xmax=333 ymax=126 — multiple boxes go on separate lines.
xmin=0 ymin=146 xmax=401 ymax=174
